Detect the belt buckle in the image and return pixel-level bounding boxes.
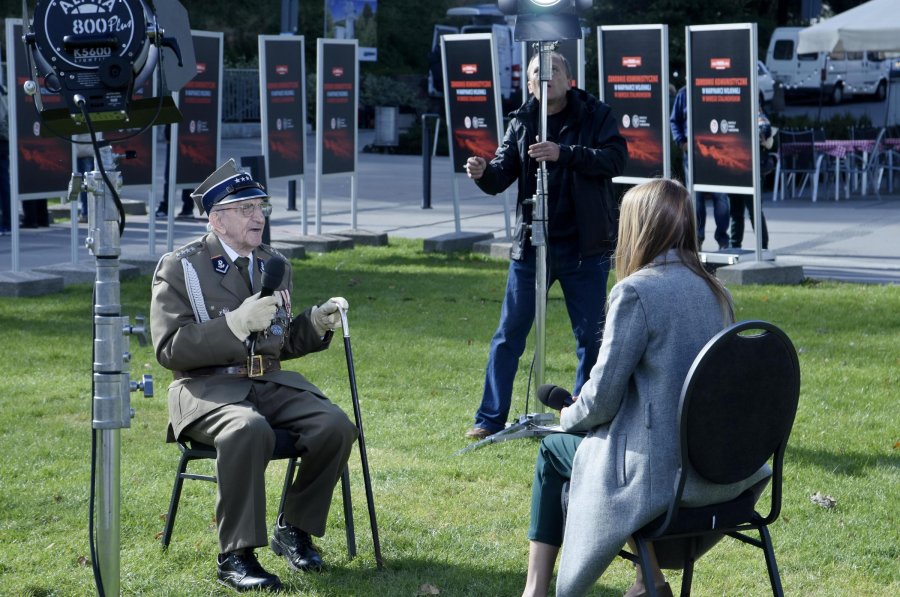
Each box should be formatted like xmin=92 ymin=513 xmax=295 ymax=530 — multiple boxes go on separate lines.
xmin=247 ymin=355 xmax=265 ymax=377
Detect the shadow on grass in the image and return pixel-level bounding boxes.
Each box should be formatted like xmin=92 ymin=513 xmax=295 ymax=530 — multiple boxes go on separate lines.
xmin=275 ymin=557 xmax=625 ymax=596
xmin=787 ymin=444 xmax=900 ymax=476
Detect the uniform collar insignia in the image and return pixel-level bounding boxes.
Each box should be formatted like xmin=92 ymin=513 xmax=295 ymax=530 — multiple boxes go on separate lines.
xmin=257 ymin=257 xmax=266 ymax=274
xmin=211 ymin=255 xmax=230 ymax=275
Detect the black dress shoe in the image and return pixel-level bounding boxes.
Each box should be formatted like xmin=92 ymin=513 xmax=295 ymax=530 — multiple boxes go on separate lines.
xmin=217 ymin=551 xmax=283 ymax=593
xmin=270 ymin=517 xmax=324 ymax=572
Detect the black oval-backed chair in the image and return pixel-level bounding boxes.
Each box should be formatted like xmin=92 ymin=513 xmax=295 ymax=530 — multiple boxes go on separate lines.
xmin=160 ymin=427 xmax=357 ymax=559
xmin=618 ymin=320 xmax=801 ymax=597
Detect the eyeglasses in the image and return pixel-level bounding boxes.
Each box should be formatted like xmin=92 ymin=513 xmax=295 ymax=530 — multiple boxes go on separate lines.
xmin=214 ymin=201 xmax=273 ymax=218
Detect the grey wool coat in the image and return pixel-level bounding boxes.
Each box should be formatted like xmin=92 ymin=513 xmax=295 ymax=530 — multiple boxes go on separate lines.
xmin=555 ymin=251 xmax=771 ymax=596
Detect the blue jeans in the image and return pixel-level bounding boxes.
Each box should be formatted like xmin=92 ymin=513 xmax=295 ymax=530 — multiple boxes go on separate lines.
xmin=474 ymin=240 xmax=610 ymax=432
xmin=683 ymin=154 xmax=729 ymax=248
xmin=696 ymin=192 xmax=730 ymax=248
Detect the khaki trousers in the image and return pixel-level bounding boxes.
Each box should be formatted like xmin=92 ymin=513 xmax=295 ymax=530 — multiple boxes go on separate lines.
xmin=184 ymin=380 xmax=357 ymax=554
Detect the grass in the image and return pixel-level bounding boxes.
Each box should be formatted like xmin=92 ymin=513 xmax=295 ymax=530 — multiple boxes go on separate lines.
xmin=0 ymin=238 xmax=898 ymax=596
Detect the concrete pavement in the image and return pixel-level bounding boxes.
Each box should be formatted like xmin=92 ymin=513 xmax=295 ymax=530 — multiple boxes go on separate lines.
xmin=2 ymin=130 xmax=899 ymax=292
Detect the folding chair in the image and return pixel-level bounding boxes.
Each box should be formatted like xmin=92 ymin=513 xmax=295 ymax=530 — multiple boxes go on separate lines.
xmin=160 ymin=427 xmax=357 ymax=560
xmin=618 ymin=320 xmax=801 ymax=596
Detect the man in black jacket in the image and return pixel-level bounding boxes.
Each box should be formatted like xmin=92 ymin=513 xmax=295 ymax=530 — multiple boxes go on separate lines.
xmin=463 ymin=52 xmax=628 ymax=439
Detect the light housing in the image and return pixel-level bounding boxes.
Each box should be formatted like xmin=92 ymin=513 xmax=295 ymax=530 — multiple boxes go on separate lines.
xmin=498 ymin=0 xmax=593 ymax=42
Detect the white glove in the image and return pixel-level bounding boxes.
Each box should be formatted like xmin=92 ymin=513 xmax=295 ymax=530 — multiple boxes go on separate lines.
xmin=224 ymin=292 xmax=278 ymax=341
xmin=310 ymin=297 xmax=348 ymax=336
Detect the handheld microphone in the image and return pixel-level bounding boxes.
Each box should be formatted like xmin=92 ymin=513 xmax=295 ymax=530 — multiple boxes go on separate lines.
xmin=537 ymin=384 xmax=573 ymax=410
xmin=260 ymin=256 xmax=286 ymax=297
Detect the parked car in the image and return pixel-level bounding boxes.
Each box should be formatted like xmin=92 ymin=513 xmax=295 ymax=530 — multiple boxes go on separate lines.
xmin=758 ymin=60 xmax=775 ymax=106
xmin=765 ymin=27 xmax=890 ymax=104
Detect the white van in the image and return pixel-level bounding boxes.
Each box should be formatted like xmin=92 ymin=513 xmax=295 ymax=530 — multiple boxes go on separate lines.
xmin=765 ymin=27 xmax=889 ymax=104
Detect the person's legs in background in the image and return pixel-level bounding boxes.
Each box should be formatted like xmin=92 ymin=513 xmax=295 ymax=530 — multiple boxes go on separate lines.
xmin=711 ymin=193 xmax=730 ymax=249
xmin=0 ymin=152 xmax=10 ymax=234
xmin=694 ymin=192 xmax=707 ymax=248
xmin=745 ymin=196 xmax=769 ymax=249
xmin=729 ymin=195 xmax=746 ymax=248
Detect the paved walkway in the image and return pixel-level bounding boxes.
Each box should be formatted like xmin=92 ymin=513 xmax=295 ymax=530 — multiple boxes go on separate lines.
xmin=2 ymin=131 xmax=899 ymax=284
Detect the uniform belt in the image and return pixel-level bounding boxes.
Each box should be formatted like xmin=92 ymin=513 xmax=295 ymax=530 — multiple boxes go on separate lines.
xmin=174 ymin=355 xmax=281 ymax=379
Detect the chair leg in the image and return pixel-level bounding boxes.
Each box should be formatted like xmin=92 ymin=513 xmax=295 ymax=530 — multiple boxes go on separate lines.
xmin=759 ymin=525 xmax=785 ymax=597
xmin=680 ymin=557 xmax=695 ymax=597
xmin=161 ymin=453 xmax=191 ymax=549
xmin=277 ymin=458 xmax=297 ymax=521
xmin=341 ymin=466 xmax=357 ymax=560
xmin=634 ymin=537 xmax=658 ymax=597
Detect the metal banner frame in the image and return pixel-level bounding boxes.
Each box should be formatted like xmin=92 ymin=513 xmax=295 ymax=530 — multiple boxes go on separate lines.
xmin=598 ymin=24 xmax=671 ymax=184
xmin=315 ymin=38 xmax=359 ymax=235
xmin=167 ymin=30 xmax=223 ymax=250
xmin=687 ymin=23 xmax=762 ymax=262
xmin=259 ymin=34 xmax=308 ymax=233
xmin=440 ymin=33 xmax=504 ymax=234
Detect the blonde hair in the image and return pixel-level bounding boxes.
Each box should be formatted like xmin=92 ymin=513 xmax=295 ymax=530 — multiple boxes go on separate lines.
xmin=615 ymin=178 xmax=733 ymax=320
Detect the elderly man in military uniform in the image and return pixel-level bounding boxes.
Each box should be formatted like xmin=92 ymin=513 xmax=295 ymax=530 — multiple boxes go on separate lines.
xmin=151 ymin=160 xmax=357 ymax=592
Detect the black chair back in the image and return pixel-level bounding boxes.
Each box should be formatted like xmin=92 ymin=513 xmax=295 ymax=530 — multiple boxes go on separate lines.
xmin=620 ymin=321 xmax=801 ymax=596
xmin=681 ymin=321 xmax=800 ymax=486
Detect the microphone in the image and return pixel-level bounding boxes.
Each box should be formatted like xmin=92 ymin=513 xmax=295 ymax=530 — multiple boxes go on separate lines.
xmin=259 ymin=256 xmax=286 ymax=297
xmin=537 ymin=384 xmax=573 ymax=410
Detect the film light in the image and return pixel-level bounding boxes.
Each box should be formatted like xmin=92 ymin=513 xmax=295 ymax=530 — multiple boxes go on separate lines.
xmin=498 ymin=0 xmax=592 ymax=41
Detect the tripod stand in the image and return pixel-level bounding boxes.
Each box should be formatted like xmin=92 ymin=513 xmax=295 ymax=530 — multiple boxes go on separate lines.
xmin=457 ymin=41 xmax=561 ymax=456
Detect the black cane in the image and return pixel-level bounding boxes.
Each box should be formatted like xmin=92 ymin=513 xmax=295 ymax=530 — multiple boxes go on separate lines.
xmin=338 ymin=308 xmax=384 ymax=569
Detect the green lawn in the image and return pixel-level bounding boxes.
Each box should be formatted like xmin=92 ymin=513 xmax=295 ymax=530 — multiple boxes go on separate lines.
xmin=1 ymin=239 xmax=897 ymax=596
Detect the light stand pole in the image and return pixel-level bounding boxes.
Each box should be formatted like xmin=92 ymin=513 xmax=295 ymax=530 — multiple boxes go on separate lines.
xmin=530 ymin=41 xmax=557 ymax=403
xmin=83 ymin=145 xmax=152 ymax=594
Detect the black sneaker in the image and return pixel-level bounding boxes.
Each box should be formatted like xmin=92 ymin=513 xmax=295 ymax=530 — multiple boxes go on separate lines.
xmin=217 ymin=551 xmax=283 ymax=593
xmin=270 ymin=516 xmax=324 ymax=572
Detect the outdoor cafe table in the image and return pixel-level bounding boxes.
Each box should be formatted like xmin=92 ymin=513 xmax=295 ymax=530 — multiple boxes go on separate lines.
xmin=780 ymin=138 xmax=900 ymax=200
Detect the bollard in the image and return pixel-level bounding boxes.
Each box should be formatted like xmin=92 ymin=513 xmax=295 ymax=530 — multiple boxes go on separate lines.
xmin=421 ymin=113 xmax=436 ymax=209
xmin=287 ymin=180 xmax=297 ymax=211
xmin=241 ymin=155 xmax=271 ymax=244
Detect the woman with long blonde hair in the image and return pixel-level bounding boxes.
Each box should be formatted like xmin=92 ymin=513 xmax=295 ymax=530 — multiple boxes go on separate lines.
xmin=522 ymin=179 xmax=768 ymax=597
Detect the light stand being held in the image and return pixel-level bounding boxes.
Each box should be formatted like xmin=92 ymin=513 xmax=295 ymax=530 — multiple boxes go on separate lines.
xmin=456 ymin=41 xmax=560 ymax=456
xmin=458 ymin=0 xmax=592 ymax=455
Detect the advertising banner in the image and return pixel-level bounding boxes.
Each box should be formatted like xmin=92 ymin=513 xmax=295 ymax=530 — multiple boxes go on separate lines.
xmin=8 ymin=20 xmax=71 ymax=200
xmin=104 ymin=78 xmax=157 ymax=190
xmin=598 ymin=25 xmax=669 ymax=183
xmin=174 ymin=31 xmax=222 ymax=188
xmin=259 ymin=35 xmax=307 ymax=181
xmin=441 ymin=34 xmax=503 ymax=175
xmin=317 ymin=39 xmax=357 ymax=177
xmin=687 ymin=25 xmax=758 ymax=194
xmin=522 ymin=37 xmax=584 ymax=104
xmin=324 ymin=0 xmax=377 ymax=61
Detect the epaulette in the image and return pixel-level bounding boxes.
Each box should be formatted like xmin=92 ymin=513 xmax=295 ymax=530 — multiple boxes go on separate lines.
xmin=260 ymin=243 xmax=288 ymax=262
xmin=174 ymin=241 xmax=204 ymax=261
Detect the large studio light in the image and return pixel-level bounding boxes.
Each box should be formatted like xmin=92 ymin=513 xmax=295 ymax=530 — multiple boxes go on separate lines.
xmin=498 ymin=0 xmax=593 ymax=41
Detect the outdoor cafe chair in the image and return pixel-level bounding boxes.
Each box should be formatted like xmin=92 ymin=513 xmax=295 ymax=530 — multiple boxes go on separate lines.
xmin=617 ymin=320 xmax=800 ymax=596
xmin=844 ymin=127 xmax=886 ymax=195
xmin=773 ymin=129 xmax=824 ymax=202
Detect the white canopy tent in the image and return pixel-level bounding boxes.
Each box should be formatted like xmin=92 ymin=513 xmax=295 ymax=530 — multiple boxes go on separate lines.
xmin=798 ymin=0 xmax=900 ymax=128
xmin=797 ymin=0 xmax=900 ymax=53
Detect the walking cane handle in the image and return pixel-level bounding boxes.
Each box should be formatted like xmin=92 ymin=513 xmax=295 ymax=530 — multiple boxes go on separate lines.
xmin=338 ymin=306 xmax=350 ymax=338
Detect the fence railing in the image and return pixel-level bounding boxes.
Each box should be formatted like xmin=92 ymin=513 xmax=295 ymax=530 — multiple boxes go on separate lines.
xmin=223 ymin=68 xmax=260 ymax=123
